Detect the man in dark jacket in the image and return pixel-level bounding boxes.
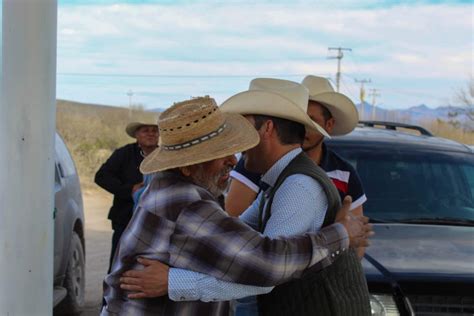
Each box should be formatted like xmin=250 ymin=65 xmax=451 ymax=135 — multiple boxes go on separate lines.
xmin=95 ymin=120 xmax=158 ymax=271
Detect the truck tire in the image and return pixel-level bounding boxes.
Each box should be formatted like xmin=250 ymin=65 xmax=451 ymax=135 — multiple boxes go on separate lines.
xmin=55 ymin=232 xmax=85 ymax=315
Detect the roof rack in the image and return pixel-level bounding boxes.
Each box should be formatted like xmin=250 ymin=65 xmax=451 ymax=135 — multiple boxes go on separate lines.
xmin=358 ymin=120 xmax=433 ymax=136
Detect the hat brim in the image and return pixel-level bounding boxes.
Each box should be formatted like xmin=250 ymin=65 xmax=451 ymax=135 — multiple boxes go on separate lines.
xmin=220 ymin=90 xmax=330 ymax=138
xmin=126 ymin=122 xmax=158 ymax=138
xmin=309 ymin=92 xmax=358 ymax=136
xmin=139 ymin=113 xmax=260 ymax=174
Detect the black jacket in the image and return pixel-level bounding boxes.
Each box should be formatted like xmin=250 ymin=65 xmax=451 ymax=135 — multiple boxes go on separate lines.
xmin=95 ymin=142 xmax=144 ymax=228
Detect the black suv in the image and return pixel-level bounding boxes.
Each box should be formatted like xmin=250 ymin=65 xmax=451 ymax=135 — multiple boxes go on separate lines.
xmin=326 ymin=121 xmax=474 ymax=316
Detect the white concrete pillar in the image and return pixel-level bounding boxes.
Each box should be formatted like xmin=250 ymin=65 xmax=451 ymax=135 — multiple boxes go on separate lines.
xmin=0 ymin=1 xmax=57 ymax=315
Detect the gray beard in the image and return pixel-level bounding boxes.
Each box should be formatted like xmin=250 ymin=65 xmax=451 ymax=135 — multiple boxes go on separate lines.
xmin=191 ymin=165 xmax=231 ymax=198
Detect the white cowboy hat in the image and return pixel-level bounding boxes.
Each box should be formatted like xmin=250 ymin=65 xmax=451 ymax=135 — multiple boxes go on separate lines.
xmin=220 ymin=78 xmax=330 ymax=138
xmin=125 ymin=120 xmax=158 ymax=138
xmin=302 ymin=75 xmax=358 ymax=136
xmin=140 ymin=96 xmax=259 ymax=174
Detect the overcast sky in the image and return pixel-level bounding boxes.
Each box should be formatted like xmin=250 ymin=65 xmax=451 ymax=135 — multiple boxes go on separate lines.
xmin=56 ymin=0 xmax=473 ymax=110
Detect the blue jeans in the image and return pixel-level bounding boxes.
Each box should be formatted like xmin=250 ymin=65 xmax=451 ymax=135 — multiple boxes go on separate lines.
xmin=234 ymin=296 xmax=258 ymax=316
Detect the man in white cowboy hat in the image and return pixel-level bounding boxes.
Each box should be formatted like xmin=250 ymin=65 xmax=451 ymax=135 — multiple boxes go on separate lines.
xmin=227 ymin=75 xmax=367 ymax=257
xmin=226 ymin=76 xmax=369 ymax=315
xmin=220 ymin=76 xmax=368 ymax=315
xmin=95 ymin=119 xmax=158 ymax=272
xmin=301 ymin=75 xmax=366 ymax=219
xmin=102 ymin=96 xmax=372 ymax=315
xmin=119 ymin=80 xmax=371 ymax=315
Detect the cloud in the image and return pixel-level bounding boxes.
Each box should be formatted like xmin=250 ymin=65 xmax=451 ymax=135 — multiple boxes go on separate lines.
xmin=56 ymin=1 xmax=473 ymax=108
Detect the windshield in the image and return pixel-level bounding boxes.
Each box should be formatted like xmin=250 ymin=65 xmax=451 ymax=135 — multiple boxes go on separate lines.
xmin=332 ymin=147 xmax=474 ymax=224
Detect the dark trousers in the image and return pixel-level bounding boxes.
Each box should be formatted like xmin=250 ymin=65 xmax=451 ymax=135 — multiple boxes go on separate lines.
xmin=107 ymin=224 xmax=126 ymax=273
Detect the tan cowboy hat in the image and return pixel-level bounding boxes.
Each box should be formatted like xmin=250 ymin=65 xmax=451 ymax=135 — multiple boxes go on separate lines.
xmin=125 ymin=119 xmax=158 ymax=138
xmin=220 ymin=78 xmax=329 ymax=138
xmin=302 ymin=75 xmax=358 ymax=136
xmin=140 ymin=96 xmax=260 ymax=174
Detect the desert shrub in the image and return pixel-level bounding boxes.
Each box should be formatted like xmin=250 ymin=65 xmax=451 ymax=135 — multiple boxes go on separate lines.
xmin=56 ymin=100 xmax=159 ymax=188
xmin=420 ymin=119 xmax=474 ymax=145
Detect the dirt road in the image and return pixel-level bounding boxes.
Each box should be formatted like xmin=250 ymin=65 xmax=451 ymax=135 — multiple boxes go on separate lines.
xmin=80 ymin=189 xmax=113 ymax=316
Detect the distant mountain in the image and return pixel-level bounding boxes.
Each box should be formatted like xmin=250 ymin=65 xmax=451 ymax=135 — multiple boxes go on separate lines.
xmin=356 ymin=102 xmax=472 ymax=131
xmin=150 ymin=107 xmax=167 ymax=113
xmin=61 ymin=98 xmax=471 ymax=132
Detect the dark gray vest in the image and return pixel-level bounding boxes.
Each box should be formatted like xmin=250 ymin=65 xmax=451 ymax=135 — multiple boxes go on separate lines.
xmin=257 ymin=152 xmax=371 ymax=316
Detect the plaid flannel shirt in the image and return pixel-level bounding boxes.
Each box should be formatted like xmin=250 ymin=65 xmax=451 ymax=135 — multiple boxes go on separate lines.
xmin=102 ymin=170 xmax=349 ymax=316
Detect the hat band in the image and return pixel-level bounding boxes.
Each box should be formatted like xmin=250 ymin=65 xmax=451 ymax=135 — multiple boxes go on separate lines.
xmin=162 ymin=123 xmax=227 ymax=151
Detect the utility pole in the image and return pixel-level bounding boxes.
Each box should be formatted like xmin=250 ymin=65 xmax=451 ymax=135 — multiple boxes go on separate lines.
xmin=127 ymin=89 xmax=133 ymax=118
xmin=355 ymin=78 xmax=371 ymax=120
xmin=369 ymin=88 xmax=381 ymax=120
xmin=1 ymin=1 xmax=57 ymax=314
xmin=328 ymin=47 xmax=352 ymax=92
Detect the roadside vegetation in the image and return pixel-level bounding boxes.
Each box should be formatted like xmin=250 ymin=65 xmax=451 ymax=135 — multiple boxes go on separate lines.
xmin=56 ymin=100 xmax=158 ymax=188
xmin=56 ymin=99 xmax=473 ymax=189
xmin=419 ymin=78 xmax=473 ymax=144
xmin=422 ymin=119 xmax=474 ymax=145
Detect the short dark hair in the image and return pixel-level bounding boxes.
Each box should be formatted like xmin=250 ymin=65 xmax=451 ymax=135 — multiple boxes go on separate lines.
xmin=253 ymin=115 xmax=305 ymax=145
xmin=321 ymin=105 xmax=333 ymax=122
xmin=309 ymin=100 xmax=333 ymax=122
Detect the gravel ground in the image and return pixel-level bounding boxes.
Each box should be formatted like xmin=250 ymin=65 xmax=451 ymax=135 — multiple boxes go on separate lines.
xmin=79 ymin=190 xmax=113 ymax=316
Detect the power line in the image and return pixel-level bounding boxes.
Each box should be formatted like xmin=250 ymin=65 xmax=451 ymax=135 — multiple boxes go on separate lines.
xmin=346 ymin=52 xmax=367 ymax=78
xmin=57 ymin=72 xmax=309 ymax=79
xmin=343 ymin=74 xmax=446 ymax=101
xmin=342 ymin=73 xmax=358 ymax=80
xmin=327 ymin=47 xmax=352 ymax=92
xmin=339 ymin=77 xmax=358 ymax=102
xmin=386 ymin=88 xmax=444 ymax=100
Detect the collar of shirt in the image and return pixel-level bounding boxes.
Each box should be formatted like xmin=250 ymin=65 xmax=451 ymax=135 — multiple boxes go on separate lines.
xmin=260 ymin=148 xmax=303 ymax=193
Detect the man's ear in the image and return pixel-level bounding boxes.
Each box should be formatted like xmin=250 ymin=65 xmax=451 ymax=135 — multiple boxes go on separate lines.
xmin=261 ymin=119 xmax=275 ymax=140
xmin=325 ymin=117 xmax=335 ymax=134
xmin=179 ymin=166 xmax=192 ymax=177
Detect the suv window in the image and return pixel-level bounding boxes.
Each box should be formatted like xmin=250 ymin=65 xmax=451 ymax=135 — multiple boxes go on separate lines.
xmin=333 ymin=147 xmax=474 ymax=223
xmin=462 ymin=165 xmax=474 ymax=198
xmin=54 ymin=164 xmax=62 ymax=191
xmin=55 ymin=134 xmax=76 ymax=177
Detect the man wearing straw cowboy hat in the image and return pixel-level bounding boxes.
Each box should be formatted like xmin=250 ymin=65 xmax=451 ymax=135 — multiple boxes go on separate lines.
xmin=102 ymin=96 xmax=372 ymax=315
xmin=118 ymin=80 xmax=370 ymax=315
xmin=95 ymin=119 xmax=158 ymax=272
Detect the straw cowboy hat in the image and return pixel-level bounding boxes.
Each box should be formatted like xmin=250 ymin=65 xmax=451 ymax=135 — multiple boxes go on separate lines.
xmin=140 ymin=96 xmax=260 ymax=174
xmin=220 ymin=78 xmax=330 ymax=138
xmin=125 ymin=119 xmax=158 ymax=138
xmin=302 ymin=75 xmax=358 ymax=136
